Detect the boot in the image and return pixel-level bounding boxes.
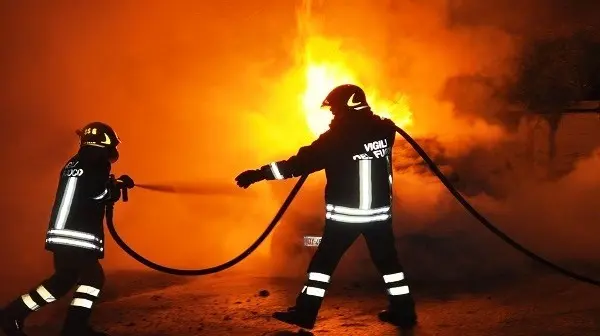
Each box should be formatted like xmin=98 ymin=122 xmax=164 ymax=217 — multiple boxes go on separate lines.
xmin=379 ymin=295 xmax=418 ymax=329
xmin=378 ymin=309 xmax=417 ymax=329
xmin=60 ymin=324 xmax=109 ymax=336
xmin=272 ymin=305 xmax=317 ymax=330
xmin=0 ymin=309 xmax=27 ymax=336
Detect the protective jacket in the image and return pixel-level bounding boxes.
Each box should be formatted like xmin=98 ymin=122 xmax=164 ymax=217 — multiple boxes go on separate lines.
xmin=260 ymin=110 xmax=397 ymax=224
xmin=45 ymin=146 xmax=114 ymax=258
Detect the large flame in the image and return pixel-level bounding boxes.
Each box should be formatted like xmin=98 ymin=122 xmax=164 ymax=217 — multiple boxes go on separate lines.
xmin=297 ymin=25 xmax=414 ymax=137
xmin=302 ymin=63 xmax=414 ymax=137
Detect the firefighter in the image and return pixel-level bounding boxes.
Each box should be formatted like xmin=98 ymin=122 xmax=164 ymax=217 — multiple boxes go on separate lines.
xmin=0 ymin=122 xmax=134 ymax=336
xmin=235 ymin=84 xmax=417 ymax=330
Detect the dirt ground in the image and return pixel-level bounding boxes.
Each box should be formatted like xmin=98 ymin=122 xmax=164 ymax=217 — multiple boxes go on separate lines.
xmin=10 ymin=264 xmax=600 ymax=336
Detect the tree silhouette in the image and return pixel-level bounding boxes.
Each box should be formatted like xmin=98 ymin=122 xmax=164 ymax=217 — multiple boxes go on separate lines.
xmin=509 ymin=31 xmax=600 ymax=160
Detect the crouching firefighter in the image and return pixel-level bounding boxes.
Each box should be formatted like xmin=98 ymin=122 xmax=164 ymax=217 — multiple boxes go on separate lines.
xmin=0 ymin=122 xmax=134 ymax=336
xmin=235 ymin=84 xmax=417 ymax=330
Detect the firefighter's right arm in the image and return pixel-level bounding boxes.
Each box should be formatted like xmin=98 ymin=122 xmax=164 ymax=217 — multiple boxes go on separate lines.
xmin=259 ymin=131 xmax=332 ymax=180
xmin=88 ymin=161 xmax=115 ymax=202
xmin=235 ymin=131 xmax=333 ymax=189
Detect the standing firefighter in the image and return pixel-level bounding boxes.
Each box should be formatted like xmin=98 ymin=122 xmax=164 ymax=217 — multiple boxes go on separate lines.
xmin=235 ymin=84 xmax=417 ymax=330
xmin=0 ymin=122 xmax=134 ymax=336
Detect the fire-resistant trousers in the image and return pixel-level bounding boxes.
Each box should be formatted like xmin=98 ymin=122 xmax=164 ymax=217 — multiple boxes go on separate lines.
xmin=294 ymin=218 xmax=414 ymax=316
xmin=3 ymin=248 xmax=105 ymax=329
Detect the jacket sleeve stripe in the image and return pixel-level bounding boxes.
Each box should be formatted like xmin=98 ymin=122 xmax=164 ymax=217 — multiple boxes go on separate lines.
xmin=269 ymin=162 xmax=284 ymax=180
xmin=92 ymin=188 xmax=109 ymax=200
xmin=53 ymin=177 xmax=78 ymax=230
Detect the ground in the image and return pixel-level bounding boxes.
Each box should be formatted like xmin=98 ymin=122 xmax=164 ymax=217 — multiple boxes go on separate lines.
xmin=13 ymin=265 xmax=600 ymax=336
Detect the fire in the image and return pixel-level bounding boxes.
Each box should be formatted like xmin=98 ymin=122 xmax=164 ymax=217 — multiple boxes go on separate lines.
xmin=302 ymin=64 xmax=414 ymax=137
xmin=295 ymin=0 xmax=413 ymax=138
xmin=300 ymin=50 xmax=413 ymax=138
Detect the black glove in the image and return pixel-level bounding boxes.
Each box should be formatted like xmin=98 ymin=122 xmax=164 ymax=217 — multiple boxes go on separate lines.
xmin=235 ymin=169 xmax=264 ymax=189
xmin=116 ymin=174 xmax=135 ymax=189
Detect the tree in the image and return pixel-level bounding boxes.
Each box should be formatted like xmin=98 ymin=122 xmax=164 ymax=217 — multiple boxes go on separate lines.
xmin=508 ymin=31 xmax=600 ymax=161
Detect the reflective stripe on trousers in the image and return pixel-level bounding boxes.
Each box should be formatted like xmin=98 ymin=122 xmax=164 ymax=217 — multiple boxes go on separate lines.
xmin=383 ymin=272 xmax=410 ymax=296
xmin=301 ymin=272 xmax=331 ymax=298
xmin=70 ymin=285 xmax=101 ymax=309
xmin=20 ymin=285 xmax=57 ymax=311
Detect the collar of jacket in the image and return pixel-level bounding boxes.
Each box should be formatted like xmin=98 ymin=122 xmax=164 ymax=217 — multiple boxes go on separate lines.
xmin=329 ymin=109 xmax=375 ymax=130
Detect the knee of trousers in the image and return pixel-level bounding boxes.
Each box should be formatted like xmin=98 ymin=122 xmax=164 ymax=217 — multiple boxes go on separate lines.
xmin=369 ymin=244 xmax=401 ymax=265
xmin=46 ymin=270 xmax=80 ymax=297
xmin=307 ymin=250 xmax=344 ymax=272
xmin=80 ymin=262 xmax=105 ymax=288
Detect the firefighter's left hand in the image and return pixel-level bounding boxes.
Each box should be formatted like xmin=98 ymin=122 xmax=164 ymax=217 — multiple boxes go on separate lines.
xmin=116 ymin=175 xmax=135 ymax=189
xmin=235 ymin=169 xmax=264 ymax=189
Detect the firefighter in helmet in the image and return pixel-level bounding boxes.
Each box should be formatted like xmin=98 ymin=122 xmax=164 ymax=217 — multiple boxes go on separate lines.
xmin=235 ymin=84 xmax=418 ymax=330
xmin=0 ymin=122 xmax=134 ymax=336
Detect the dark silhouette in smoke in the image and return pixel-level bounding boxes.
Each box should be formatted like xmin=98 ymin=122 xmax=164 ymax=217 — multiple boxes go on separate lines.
xmin=435 ymin=30 xmax=600 ymax=194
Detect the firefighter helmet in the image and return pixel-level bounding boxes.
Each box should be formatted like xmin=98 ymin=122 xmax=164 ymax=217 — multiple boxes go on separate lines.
xmin=321 ymin=84 xmax=370 ymax=111
xmin=77 ymin=122 xmax=121 ymax=148
xmin=76 ymin=122 xmax=121 ymax=162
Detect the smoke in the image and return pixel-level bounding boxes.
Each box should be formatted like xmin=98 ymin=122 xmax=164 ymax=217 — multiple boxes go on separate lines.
xmin=0 ymin=0 xmax=304 ymax=299
xmin=267 ymin=0 xmax=600 ymax=285
xmin=0 ymin=0 xmax=598 ymax=303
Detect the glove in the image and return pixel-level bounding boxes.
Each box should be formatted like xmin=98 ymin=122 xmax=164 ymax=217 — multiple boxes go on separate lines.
xmin=116 ymin=174 xmax=135 ymax=189
xmin=235 ymin=169 xmax=264 ymax=189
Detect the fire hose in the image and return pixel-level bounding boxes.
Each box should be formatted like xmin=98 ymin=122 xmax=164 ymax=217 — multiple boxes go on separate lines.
xmin=105 ymin=127 xmax=600 ymax=287
xmin=105 ymin=175 xmax=308 ymax=276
